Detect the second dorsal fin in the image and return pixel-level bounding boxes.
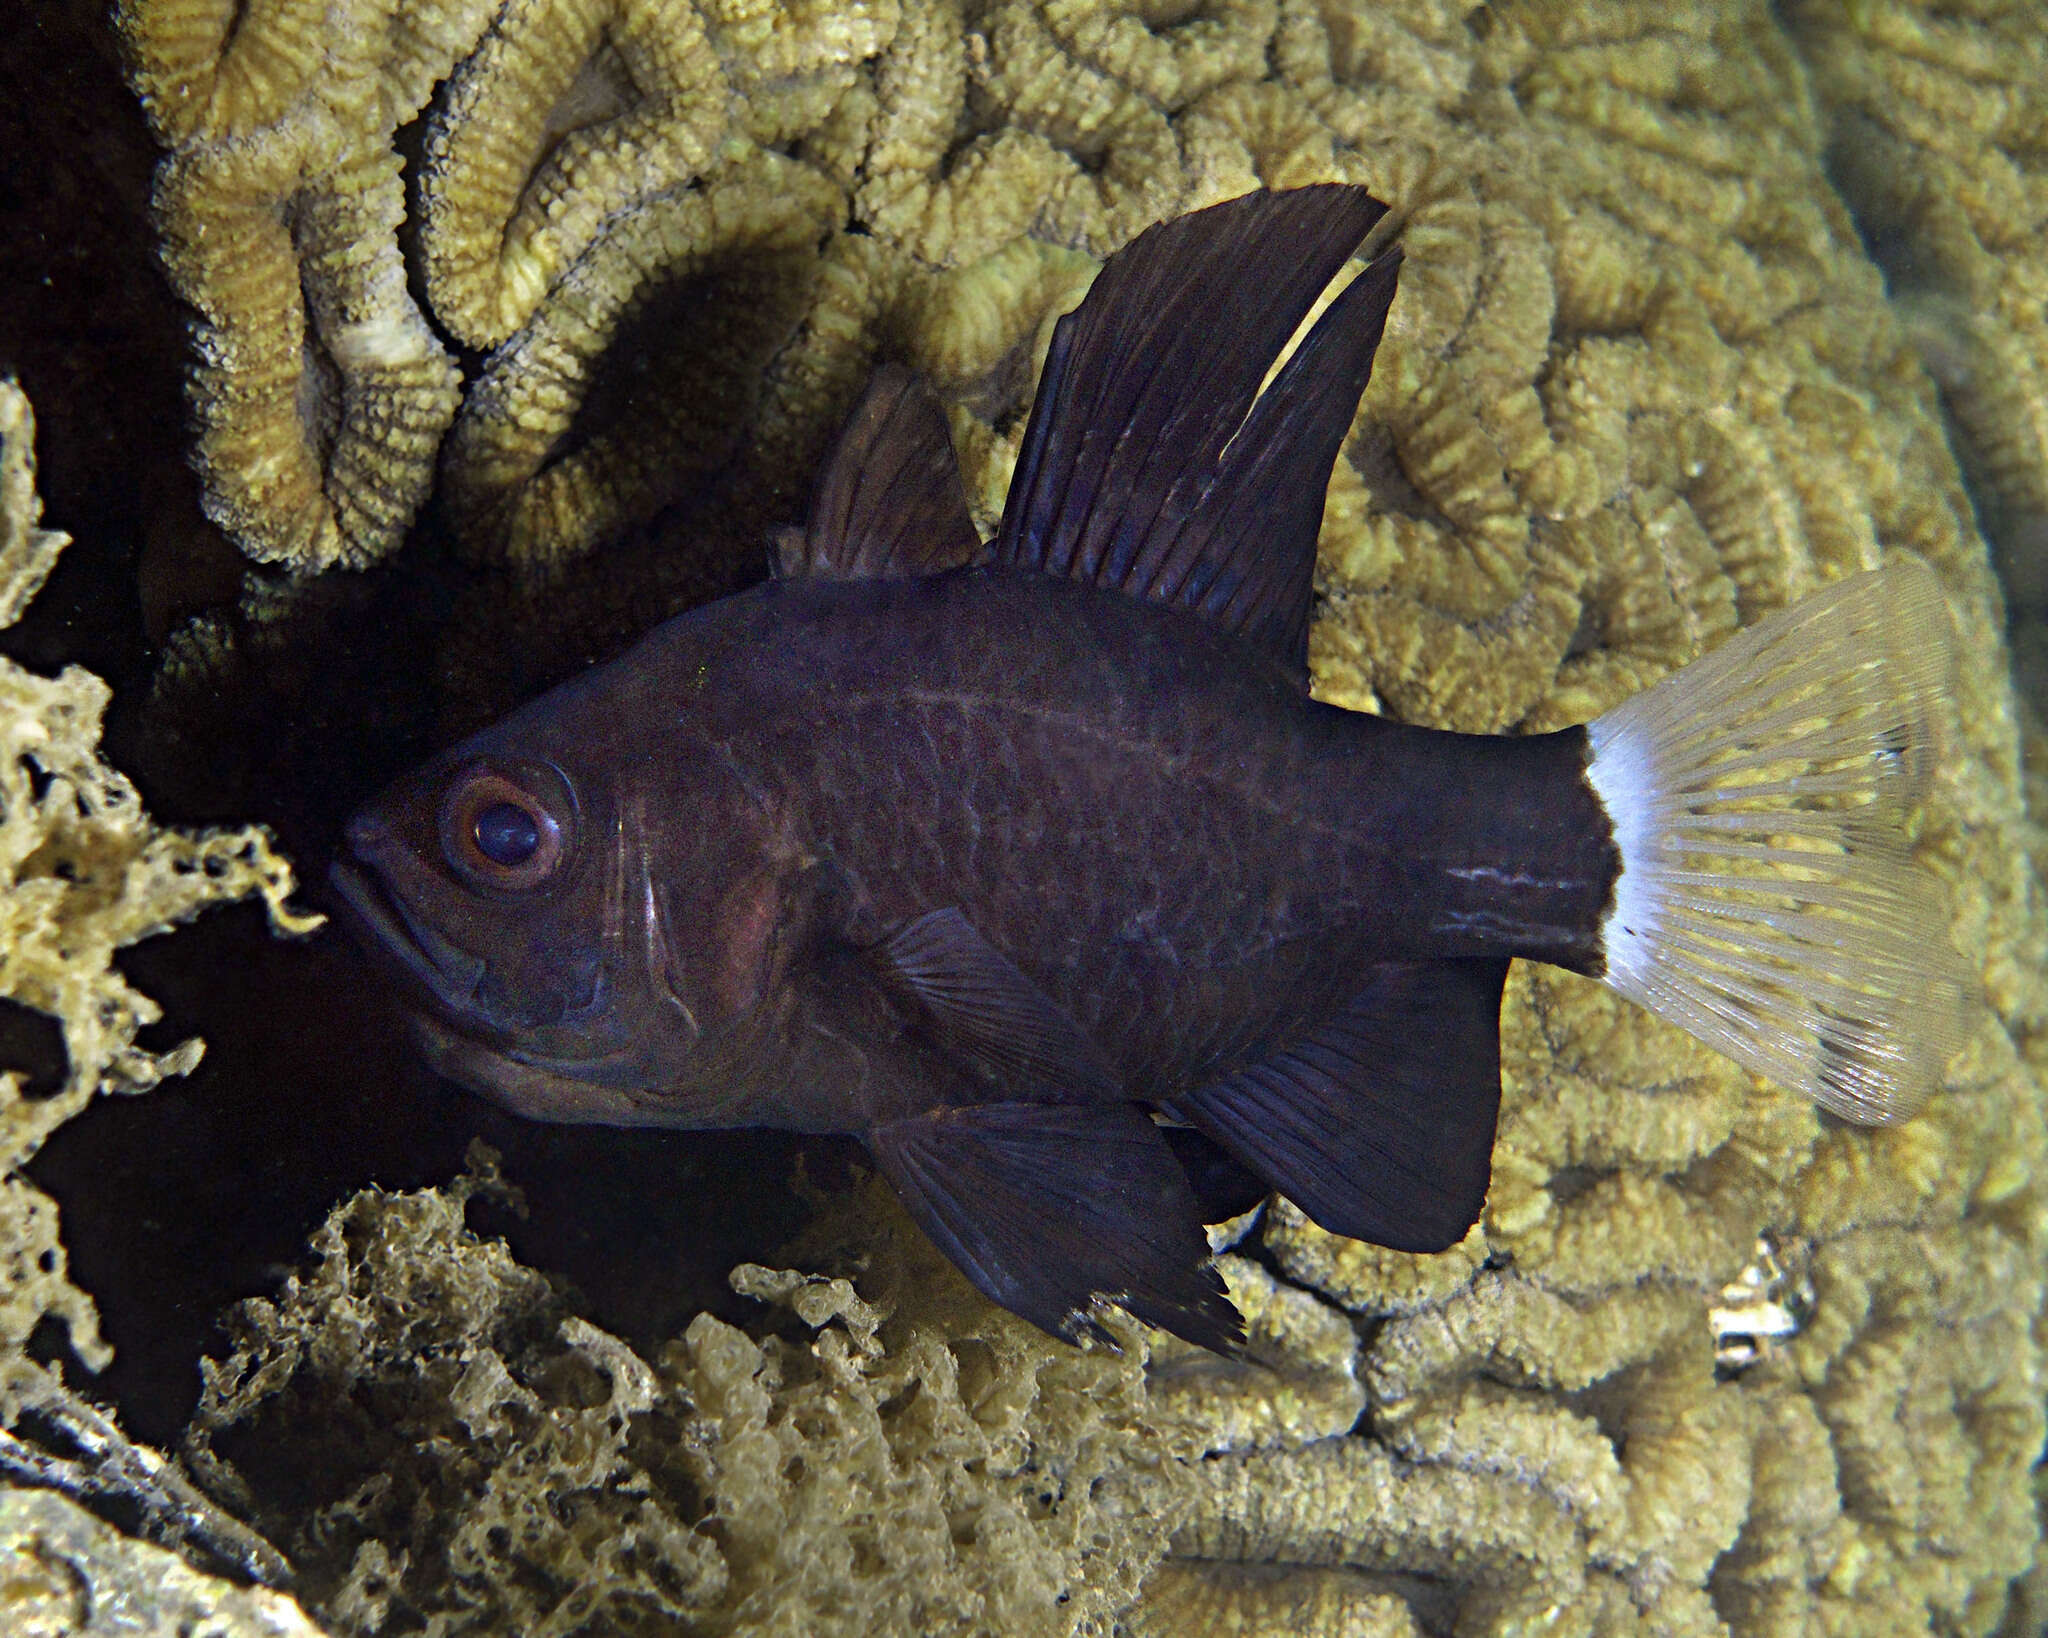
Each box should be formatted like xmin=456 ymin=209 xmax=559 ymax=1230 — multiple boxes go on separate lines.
xmin=994 ymin=186 xmax=1399 ymax=681
xmin=777 ymin=364 xmax=985 ymax=581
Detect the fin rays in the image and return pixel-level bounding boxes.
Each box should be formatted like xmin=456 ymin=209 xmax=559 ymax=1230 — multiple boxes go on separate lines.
xmin=1586 ymin=561 xmax=1972 ymax=1123
xmin=996 ymin=185 xmax=1397 ymax=678
xmin=1174 ymin=959 xmax=1508 ymax=1251
xmin=780 ymin=364 xmax=983 ymax=581
xmin=869 ymin=1102 xmax=1243 ymax=1353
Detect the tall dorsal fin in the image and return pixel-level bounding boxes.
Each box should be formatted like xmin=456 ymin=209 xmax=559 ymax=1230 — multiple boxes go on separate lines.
xmin=994 ymin=185 xmax=1399 ymax=681
xmin=777 ymin=364 xmax=984 ymax=581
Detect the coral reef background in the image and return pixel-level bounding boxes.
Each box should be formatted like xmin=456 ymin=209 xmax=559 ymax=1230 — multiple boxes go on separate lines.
xmin=3 ymin=0 xmax=2048 ymax=1633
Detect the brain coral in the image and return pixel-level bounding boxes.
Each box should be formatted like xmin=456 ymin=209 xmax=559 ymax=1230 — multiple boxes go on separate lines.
xmin=1780 ymin=0 xmax=2048 ymax=716
xmin=98 ymin=0 xmax=2048 ymax=1632
xmin=118 ymin=0 xmax=505 ymax=571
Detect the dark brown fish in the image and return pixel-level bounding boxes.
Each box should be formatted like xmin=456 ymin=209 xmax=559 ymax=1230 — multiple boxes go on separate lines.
xmin=332 ymin=186 xmax=1969 ymax=1351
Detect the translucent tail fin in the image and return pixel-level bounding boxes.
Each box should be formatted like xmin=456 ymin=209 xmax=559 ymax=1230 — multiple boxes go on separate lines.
xmin=1583 ymin=561 xmax=1972 ymax=1124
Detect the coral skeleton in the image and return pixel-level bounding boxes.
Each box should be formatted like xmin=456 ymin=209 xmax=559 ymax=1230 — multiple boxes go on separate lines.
xmin=0 ymin=378 xmax=318 ymax=1599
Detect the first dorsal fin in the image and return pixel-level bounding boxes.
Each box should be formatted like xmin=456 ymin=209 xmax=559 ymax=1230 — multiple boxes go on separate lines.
xmin=777 ymin=364 xmax=984 ymax=581
xmin=994 ymin=185 xmax=1398 ymax=681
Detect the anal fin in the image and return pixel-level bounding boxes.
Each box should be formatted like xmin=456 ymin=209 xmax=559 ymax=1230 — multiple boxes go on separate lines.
xmin=1174 ymin=959 xmax=1510 ymax=1252
xmin=867 ymin=1100 xmax=1243 ymax=1353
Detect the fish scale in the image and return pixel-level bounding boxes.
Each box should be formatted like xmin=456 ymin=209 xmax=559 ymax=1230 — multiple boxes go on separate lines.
xmin=707 ymin=569 xmax=1610 ymax=1081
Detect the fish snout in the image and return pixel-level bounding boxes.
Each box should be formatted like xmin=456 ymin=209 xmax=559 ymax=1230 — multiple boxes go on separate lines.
xmin=343 ymin=806 xmax=393 ymax=859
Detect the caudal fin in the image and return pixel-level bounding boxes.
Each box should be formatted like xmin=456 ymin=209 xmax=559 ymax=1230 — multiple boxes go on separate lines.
xmin=1583 ymin=561 xmax=1972 ymax=1124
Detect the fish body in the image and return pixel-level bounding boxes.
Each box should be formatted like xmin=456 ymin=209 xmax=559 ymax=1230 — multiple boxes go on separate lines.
xmin=335 ymin=186 xmax=1969 ymax=1350
xmin=353 ymin=565 xmax=1609 ymax=1115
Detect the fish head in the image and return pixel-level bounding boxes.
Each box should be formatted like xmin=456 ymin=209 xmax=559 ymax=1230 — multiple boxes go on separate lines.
xmin=329 ymin=649 xmax=802 ymax=1128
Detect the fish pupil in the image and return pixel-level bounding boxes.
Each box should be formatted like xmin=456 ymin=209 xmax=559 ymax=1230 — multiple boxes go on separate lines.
xmin=474 ymin=801 xmax=540 ymax=867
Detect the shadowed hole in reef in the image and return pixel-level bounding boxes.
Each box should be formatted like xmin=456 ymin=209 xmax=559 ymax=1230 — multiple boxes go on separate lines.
xmin=24 ymin=314 xmax=851 ymax=1469
xmin=26 ymin=892 xmax=843 ymax=1449
xmin=0 ymin=997 xmax=68 ymax=1100
xmin=19 ymin=753 xmax=55 ymax=803
xmin=530 ymin=248 xmax=821 ymax=491
xmin=23 ymin=906 xmax=480 ymax=1448
xmin=24 ymin=1313 xmax=77 ymax=1372
xmin=0 ymin=0 xmax=185 ymax=706
xmin=1819 ymin=108 xmax=2048 ymax=715
xmin=949 ymin=1336 xmax=1000 ymax=1413
xmin=1544 ymin=1164 xmax=1604 ymax=1205
xmin=4 ymin=0 xmax=846 ymax=1518
xmin=7 ymin=1377 xmax=168 ymax=1550
xmin=460 ymin=1119 xmax=846 ymax=1355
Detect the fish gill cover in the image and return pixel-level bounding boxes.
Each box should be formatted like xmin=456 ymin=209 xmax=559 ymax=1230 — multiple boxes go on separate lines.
xmin=0 ymin=0 xmax=2043 ymax=1633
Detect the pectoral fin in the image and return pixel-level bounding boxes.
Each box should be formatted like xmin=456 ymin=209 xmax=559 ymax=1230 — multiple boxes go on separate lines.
xmin=867 ymin=908 xmax=1119 ymax=1103
xmin=868 ymin=1100 xmax=1243 ymax=1353
xmin=1173 ymin=959 xmax=1509 ymax=1252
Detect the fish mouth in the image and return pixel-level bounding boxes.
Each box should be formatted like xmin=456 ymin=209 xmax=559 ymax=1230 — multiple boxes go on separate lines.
xmin=329 ymin=863 xmax=689 ymax=1123
xmin=327 ymin=856 xmax=488 ymax=1020
xmin=327 ymin=852 xmax=748 ymax=1129
xmin=400 ymin=1007 xmax=684 ymax=1125
xmin=327 ymin=855 xmax=632 ymax=1066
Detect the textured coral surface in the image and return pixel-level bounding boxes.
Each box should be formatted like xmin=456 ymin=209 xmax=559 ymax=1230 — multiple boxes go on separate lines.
xmin=1781 ymin=0 xmax=2048 ymax=721
xmin=0 ymin=1485 xmax=323 ymax=1638
xmin=0 ymin=378 xmax=323 ymax=1611
xmin=0 ymin=380 xmax=315 ymax=1384
xmin=186 ymin=1164 xmax=1196 ymax=1637
xmin=118 ymin=0 xmax=503 ymax=571
xmin=34 ymin=0 xmax=2048 ymax=1631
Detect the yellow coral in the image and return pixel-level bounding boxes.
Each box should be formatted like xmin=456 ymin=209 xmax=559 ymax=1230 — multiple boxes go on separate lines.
xmin=0 ymin=380 xmax=319 ymax=1591
xmin=1130 ymin=1562 xmax=1424 ymax=1637
xmin=0 ymin=1487 xmax=321 ymax=1637
xmin=420 ymin=0 xmax=734 ymax=351
xmin=417 ymin=0 xmax=924 ymax=569
xmin=120 ymin=0 xmax=499 ymax=570
xmin=1 ymin=382 xmax=316 ymax=1376
xmin=970 ymin=0 xmax=2041 ymax=1629
xmin=855 ymin=0 xmax=1060 ymax=266
xmin=1145 ymin=1255 xmax=1364 ymax=1454
xmin=1782 ymin=0 xmax=2048 ymax=718
xmin=441 ymin=151 xmax=848 ymax=570
xmin=187 ymin=1168 xmax=1195 ymax=1637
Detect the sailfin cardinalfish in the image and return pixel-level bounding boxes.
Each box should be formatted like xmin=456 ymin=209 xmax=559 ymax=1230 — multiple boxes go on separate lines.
xmin=332 ymin=186 xmax=1972 ymax=1351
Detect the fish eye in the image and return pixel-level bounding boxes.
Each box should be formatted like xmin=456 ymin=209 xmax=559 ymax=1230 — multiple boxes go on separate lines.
xmin=438 ymin=764 xmax=569 ymax=890
xmin=474 ymin=801 xmax=540 ymax=866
